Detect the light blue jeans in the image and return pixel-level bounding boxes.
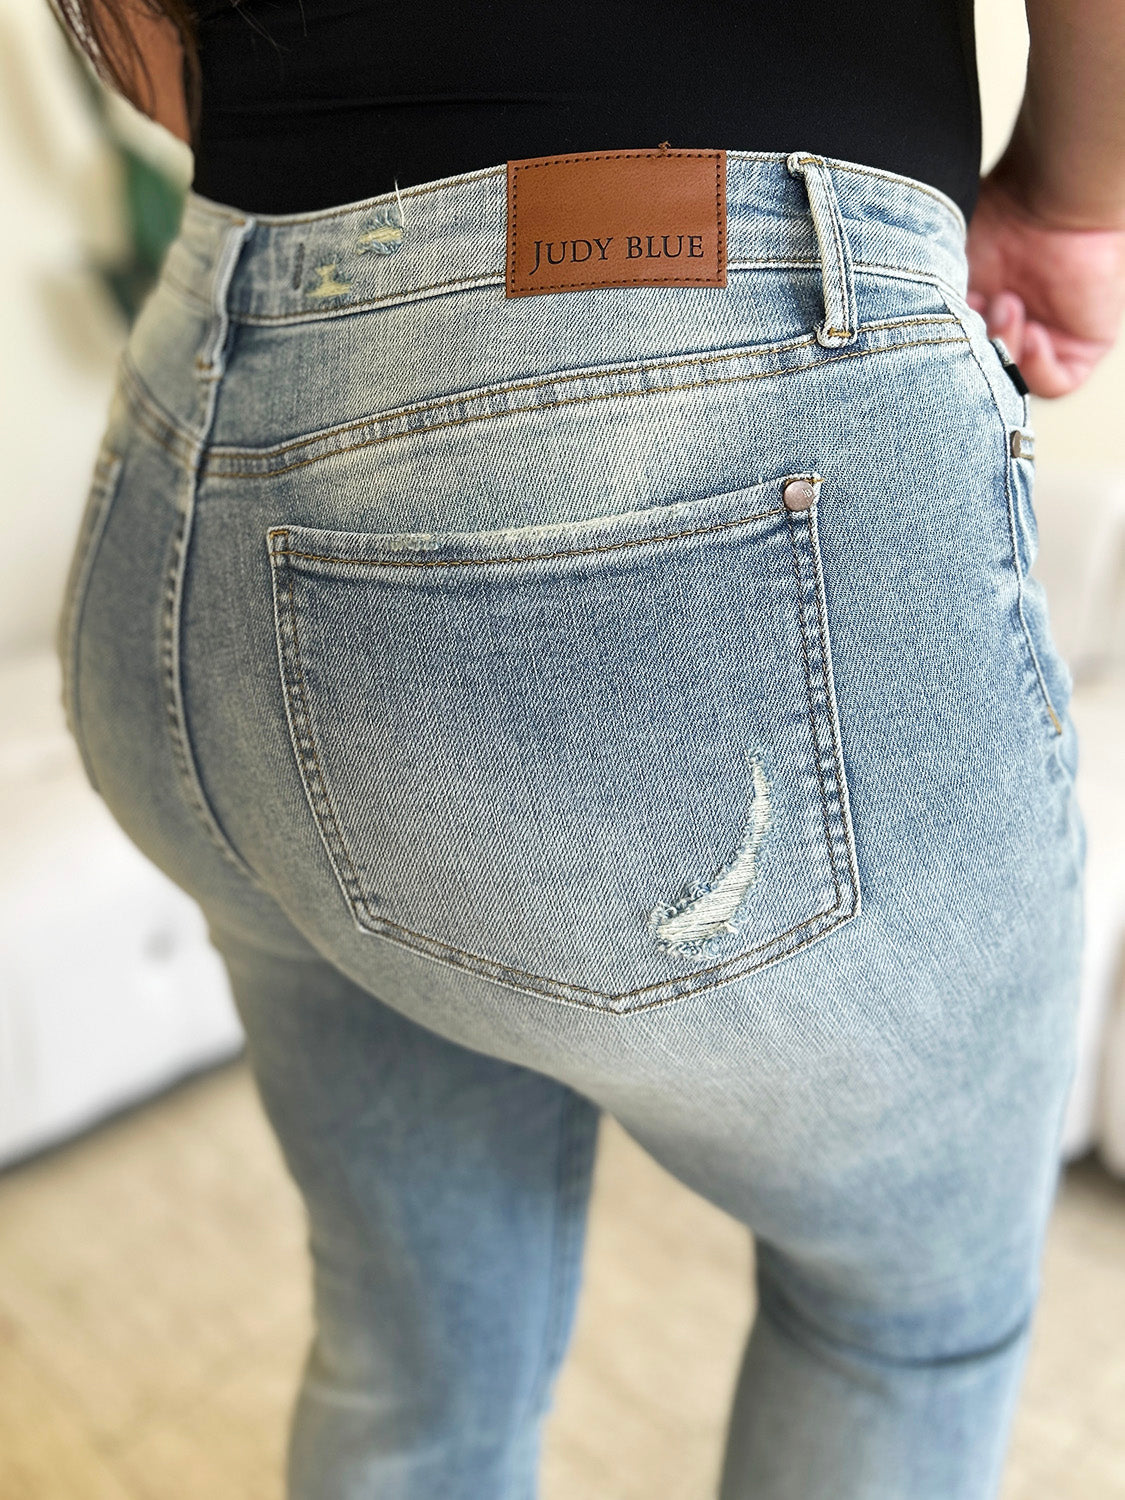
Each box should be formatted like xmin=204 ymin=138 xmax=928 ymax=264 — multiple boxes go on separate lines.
xmin=57 ymin=149 xmax=1085 ymax=1499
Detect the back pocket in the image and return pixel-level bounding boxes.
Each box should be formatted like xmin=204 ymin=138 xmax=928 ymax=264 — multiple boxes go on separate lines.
xmin=266 ymin=470 xmax=860 ymax=1013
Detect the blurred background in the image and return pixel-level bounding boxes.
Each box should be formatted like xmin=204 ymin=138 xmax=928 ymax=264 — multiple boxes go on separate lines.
xmin=1 ymin=1 xmax=1123 ymax=1497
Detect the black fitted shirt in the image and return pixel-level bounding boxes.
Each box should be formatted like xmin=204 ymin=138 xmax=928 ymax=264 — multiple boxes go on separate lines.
xmin=188 ymin=1 xmax=981 ymax=225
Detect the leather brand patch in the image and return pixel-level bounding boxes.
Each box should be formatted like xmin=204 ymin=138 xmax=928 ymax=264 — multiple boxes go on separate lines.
xmin=506 ymin=148 xmax=727 ymax=297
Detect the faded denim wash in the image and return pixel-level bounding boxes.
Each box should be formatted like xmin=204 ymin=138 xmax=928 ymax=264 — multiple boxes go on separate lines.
xmin=57 ymin=149 xmax=1085 ymax=1500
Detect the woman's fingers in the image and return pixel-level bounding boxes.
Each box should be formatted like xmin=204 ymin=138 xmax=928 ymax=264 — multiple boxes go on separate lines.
xmin=988 ymin=291 xmax=1026 ymax=355
xmin=1018 ymin=322 xmax=1078 ymax=398
xmin=963 ymin=289 xmax=1076 ymax=396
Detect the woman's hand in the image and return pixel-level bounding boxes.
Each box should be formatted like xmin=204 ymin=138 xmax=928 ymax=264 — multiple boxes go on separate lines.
xmin=965 ymin=161 xmax=1125 ymax=398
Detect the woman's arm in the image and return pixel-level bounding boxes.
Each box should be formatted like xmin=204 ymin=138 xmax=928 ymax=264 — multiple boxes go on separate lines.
xmin=965 ymin=0 xmax=1125 ymax=395
xmin=998 ymin=0 xmax=1125 ymax=230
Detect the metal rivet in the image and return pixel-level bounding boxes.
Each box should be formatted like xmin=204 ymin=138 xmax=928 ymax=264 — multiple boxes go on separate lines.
xmin=783 ymin=478 xmax=817 ymax=511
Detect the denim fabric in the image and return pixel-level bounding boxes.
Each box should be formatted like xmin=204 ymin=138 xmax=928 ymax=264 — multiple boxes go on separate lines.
xmin=57 ymin=149 xmax=1086 ymax=1499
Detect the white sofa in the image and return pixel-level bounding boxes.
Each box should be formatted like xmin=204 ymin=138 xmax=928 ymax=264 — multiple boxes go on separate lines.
xmin=0 ymin=649 xmax=244 ymax=1168
xmin=1030 ymin=468 xmax=1125 ymax=1169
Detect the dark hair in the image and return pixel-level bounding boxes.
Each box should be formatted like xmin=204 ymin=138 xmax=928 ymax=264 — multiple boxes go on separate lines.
xmin=46 ymin=0 xmax=203 ymax=141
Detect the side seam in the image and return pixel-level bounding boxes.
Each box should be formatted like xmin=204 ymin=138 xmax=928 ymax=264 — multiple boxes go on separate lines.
xmin=933 ymin=287 xmax=1064 ymax=739
xmin=160 ymin=212 xmax=273 ymax=888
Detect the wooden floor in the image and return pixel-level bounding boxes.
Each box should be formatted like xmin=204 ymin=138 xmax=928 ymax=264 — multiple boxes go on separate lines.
xmin=2 ymin=1059 xmax=1124 ymax=1500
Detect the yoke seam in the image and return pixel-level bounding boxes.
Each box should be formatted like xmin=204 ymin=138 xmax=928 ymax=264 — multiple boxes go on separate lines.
xmin=119 ymin=319 xmax=965 ymax=472
xmin=208 ymin=333 xmax=968 ymax=480
xmin=206 ymin=313 xmax=959 ymax=464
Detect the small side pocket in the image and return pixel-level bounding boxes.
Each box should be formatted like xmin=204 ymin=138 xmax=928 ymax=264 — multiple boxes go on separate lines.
xmin=266 ymin=469 xmax=861 ymax=1013
xmin=56 ymin=441 xmax=126 ymax=795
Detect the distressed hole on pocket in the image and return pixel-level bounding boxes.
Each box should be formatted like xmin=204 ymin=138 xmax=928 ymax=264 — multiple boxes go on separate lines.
xmin=266 ymin=470 xmax=860 ymax=1013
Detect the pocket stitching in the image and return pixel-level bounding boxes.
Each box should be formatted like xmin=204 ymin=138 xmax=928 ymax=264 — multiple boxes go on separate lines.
xmin=212 ymin=330 xmax=967 ymax=482
xmin=267 ymin=486 xmax=861 ymax=1009
xmin=209 ymin=315 xmax=960 ymax=469
xmin=270 ymin=526 xmax=375 ymax=915
xmin=790 ymin=497 xmax=862 ymax=926
xmin=269 ymin=501 xmax=785 ymax=572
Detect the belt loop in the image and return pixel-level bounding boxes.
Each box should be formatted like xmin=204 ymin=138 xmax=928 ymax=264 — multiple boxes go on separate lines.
xmin=786 ymin=152 xmax=858 ymax=348
xmin=195 ymin=212 xmax=256 ymax=380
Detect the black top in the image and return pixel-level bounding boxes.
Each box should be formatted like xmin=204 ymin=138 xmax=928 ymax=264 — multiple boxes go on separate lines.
xmin=188 ymin=1 xmax=981 ymax=226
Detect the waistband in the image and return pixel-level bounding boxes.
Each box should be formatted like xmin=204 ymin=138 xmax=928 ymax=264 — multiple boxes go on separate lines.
xmin=161 ymin=149 xmax=969 ymax=330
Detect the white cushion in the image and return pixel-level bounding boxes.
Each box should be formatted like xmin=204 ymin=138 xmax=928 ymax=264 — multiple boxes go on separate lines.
xmin=0 ymin=648 xmax=243 ymax=1169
